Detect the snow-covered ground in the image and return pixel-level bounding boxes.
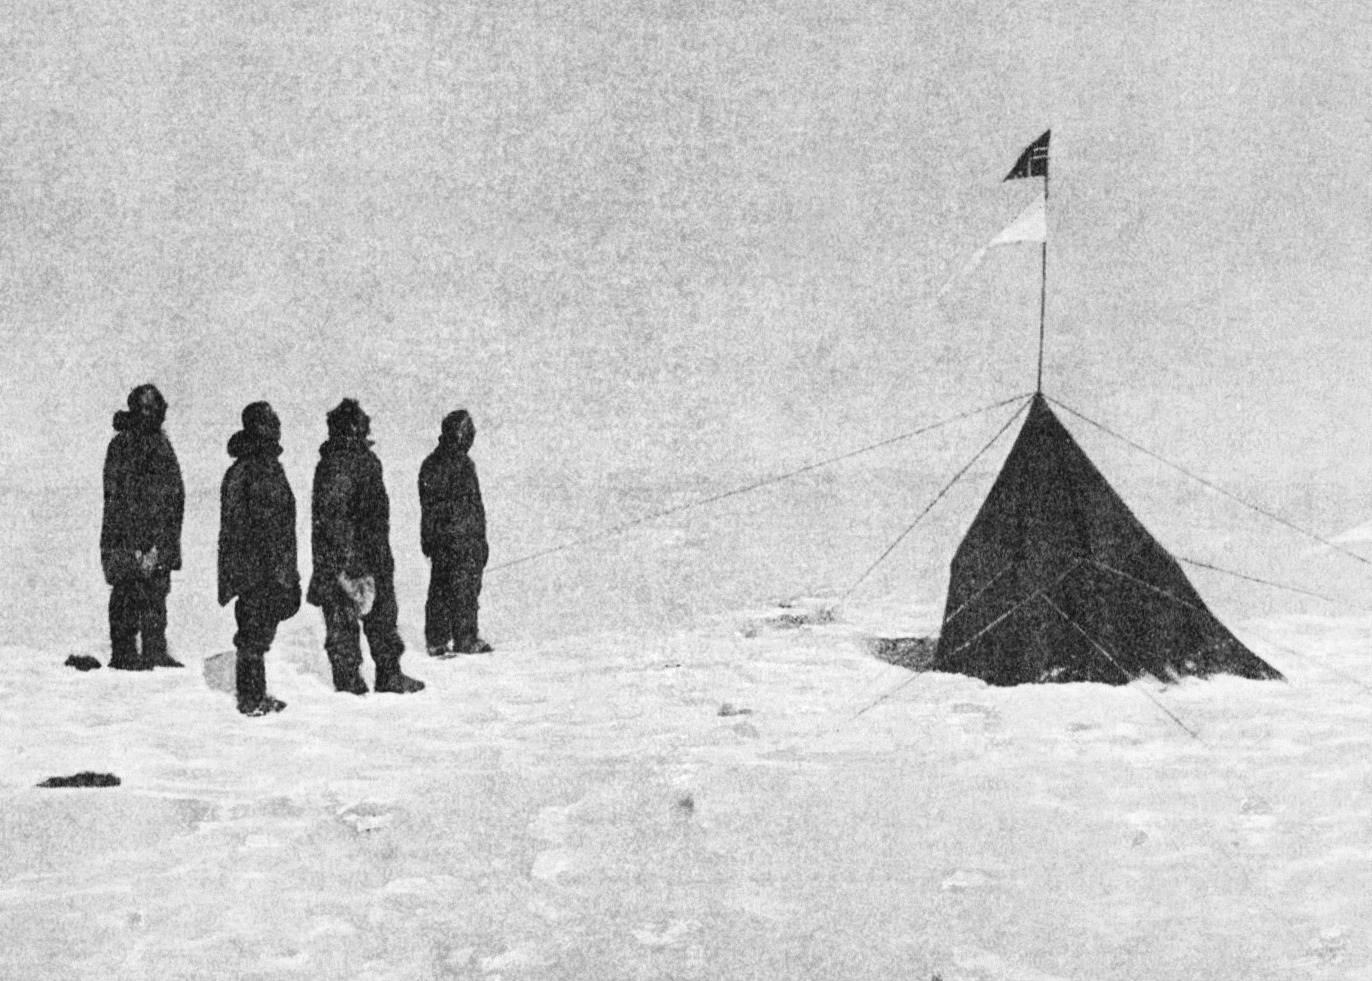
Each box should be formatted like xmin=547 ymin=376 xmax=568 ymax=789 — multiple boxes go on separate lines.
xmin=6 ymin=2 xmax=1372 ymax=977
xmin=2 ymin=599 xmax=1369 ymax=980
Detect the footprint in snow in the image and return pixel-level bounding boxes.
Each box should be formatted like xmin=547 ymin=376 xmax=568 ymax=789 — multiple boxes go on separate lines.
xmin=530 ymin=848 xmax=579 ymax=882
xmin=337 ymin=801 xmax=396 ymax=833
xmin=941 ymin=868 xmax=995 ymax=891
xmin=633 ymin=919 xmax=699 ymax=947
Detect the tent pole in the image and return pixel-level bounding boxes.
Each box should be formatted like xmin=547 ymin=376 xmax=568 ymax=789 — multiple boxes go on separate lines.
xmin=1037 ymin=172 xmax=1048 ymax=394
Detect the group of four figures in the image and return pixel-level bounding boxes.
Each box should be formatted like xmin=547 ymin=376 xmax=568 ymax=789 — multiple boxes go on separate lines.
xmin=101 ymin=384 xmax=491 ymax=717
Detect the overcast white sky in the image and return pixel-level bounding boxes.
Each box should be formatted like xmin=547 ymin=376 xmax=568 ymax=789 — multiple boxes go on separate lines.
xmin=3 ymin=0 xmax=1370 ymax=644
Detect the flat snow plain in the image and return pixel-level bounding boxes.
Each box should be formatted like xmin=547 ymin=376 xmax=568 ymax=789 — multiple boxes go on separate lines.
xmin=1 ymin=601 xmax=1369 ymax=980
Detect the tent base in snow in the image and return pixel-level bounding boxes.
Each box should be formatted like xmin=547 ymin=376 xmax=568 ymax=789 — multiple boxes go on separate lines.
xmin=933 ymin=395 xmax=1281 ymax=687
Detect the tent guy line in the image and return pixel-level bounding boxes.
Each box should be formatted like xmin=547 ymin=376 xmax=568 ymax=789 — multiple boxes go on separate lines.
xmin=485 ymin=392 xmax=1033 ymax=575
xmin=932 ymin=394 xmax=1282 ymax=685
xmin=1041 ymin=594 xmax=1202 ymax=739
xmin=1177 ymin=555 xmax=1372 ymax=614
xmin=840 ymin=552 xmax=1369 ymax=733
xmin=1239 ymin=627 xmax=1372 ymax=699
xmin=835 ymin=558 xmax=1096 ymax=731
xmin=1047 ymin=395 xmax=1372 ymax=571
xmin=1043 ymin=596 xmax=1309 ymax=944
xmin=940 ymin=560 xmax=1014 ymax=629
xmin=841 ymin=395 xmax=1033 ymax=601
xmin=481 ymin=389 xmax=1366 ymax=619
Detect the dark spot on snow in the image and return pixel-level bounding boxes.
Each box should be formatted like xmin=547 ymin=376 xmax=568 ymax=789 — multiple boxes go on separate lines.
xmin=718 ymin=702 xmax=754 ymax=717
xmin=676 ymin=794 xmax=695 ymax=814
xmin=742 ymin=602 xmax=840 ymax=636
xmin=866 ymin=636 xmax=936 ymax=671
xmin=63 ymin=654 xmax=101 ymax=672
xmin=39 ymin=772 xmax=121 ymax=788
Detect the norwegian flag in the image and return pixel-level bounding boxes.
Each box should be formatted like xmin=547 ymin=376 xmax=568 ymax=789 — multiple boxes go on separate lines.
xmin=1004 ymin=130 xmax=1050 ymax=181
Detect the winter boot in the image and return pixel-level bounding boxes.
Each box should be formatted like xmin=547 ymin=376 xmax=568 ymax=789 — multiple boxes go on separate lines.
xmin=374 ymin=659 xmax=425 ymax=694
xmin=147 ymin=651 xmax=185 ymax=668
xmin=453 ymin=635 xmax=493 ymax=655
xmin=109 ymin=652 xmax=152 ymax=671
xmin=427 ymin=643 xmax=456 ymax=659
xmin=141 ymin=631 xmax=182 ymax=668
xmin=236 ymin=651 xmax=286 ymax=716
xmin=330 ymin=659 xmax=369 ymax=695
xmin=108 ymin=632 xmax=148 ymax=671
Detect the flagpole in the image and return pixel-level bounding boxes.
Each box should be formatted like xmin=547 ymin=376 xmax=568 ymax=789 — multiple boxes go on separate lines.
xmin=1037 ymin=172 xmax=1048 ymax=394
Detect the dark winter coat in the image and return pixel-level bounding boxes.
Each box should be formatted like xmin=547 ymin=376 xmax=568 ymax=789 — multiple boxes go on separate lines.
xmin=218 ymin=431 xmax=299 ymax=606
xmin=306 ymin=434 xmax=395 ymax=606
xmin=419 ymin=437 xmax=488 ymax=568
xmin=100 ymin=411 xmax=185 ymax=585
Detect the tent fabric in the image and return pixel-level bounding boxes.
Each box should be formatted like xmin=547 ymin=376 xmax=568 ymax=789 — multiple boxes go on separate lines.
xmin=933 ymin=394 xmax=1282 ymax=686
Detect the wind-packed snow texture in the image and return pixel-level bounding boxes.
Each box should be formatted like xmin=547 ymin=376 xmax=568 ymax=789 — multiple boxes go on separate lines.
xmin=2 ymin=605 xmax=1370 ymax=980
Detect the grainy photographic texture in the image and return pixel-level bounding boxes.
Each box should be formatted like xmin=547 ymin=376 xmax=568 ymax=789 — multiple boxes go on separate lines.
xmin=2 ymin=2 xmax=1370 ymax=978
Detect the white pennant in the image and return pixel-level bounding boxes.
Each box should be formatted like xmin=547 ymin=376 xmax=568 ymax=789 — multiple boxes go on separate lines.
xmin=938 ymin=192 xmax=1047 ymax=298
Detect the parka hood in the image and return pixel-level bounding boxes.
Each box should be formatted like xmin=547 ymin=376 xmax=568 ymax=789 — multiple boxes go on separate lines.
xmin=228 ymin=430 xmax=283 ymax=459
xmin=439 ymin=409 xmax=474 ymax=453
xmin=318 ymin=433 xmax=374 ymax=457
xmin=113 ymin=410 xmax=164 ymax=435
xmin=437 ymin=431 xmax=473 ymax=454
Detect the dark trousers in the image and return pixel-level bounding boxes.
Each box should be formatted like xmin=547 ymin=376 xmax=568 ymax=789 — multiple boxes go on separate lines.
xmin=425 ymin=556 xmax=483 ymax=650
xmin=321 ymin=575 xmax=404 ymax=672
xmin=234 ymin=582 xmax=299 ymax=702
xmin=108 ymin=574 xmax=170 ymax=666
xmin=234 ymin=584 xmax=292 ymax=656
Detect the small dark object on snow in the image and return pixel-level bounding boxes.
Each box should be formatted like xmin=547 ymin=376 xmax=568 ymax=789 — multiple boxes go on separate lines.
xmin=39 ymin=772 xmax=121 ymax=788
xmin=676 ymin=793 xmax=695 ymax=814
xmin=64 ymin=654 xmax=102 ymax=672
xmin=867 ymin=636 xmax=937 ymax=672
xmin=718 ymin=702 xmax=754 ymax=717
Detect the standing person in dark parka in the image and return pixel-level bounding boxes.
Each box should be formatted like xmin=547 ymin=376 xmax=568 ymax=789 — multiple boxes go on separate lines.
xmin=101 ymin=384 xmax=185 ymax=671
xmin=218 ymin=401 xmax=300 ymax=716
xmin=307 ymin=399 xmax=425 ymax=696
xmin=419 ymin=409 xmax=492 ymax=657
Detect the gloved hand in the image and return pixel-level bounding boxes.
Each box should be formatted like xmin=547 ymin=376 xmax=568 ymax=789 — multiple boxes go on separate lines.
xmin=136 ymin=547 xmax=160 ymax=578
xmin=276 ymin=579 xmax=303 ymax=620
xmin=337 ymin=573 xmax=376 ymax=617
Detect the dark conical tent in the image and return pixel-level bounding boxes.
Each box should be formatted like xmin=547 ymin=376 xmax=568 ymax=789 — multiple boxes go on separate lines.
xmin=933 ymin=394 xmax=1282 ymax=686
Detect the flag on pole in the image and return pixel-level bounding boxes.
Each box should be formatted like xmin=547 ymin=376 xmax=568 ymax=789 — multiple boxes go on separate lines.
xmin=988 ymin=192 xmax=1046 ymax=245
xmin=938 ymin=191 xmax=1047 ymax=297
xmin=1004 ymin=130 xmax=1050 ymax=181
